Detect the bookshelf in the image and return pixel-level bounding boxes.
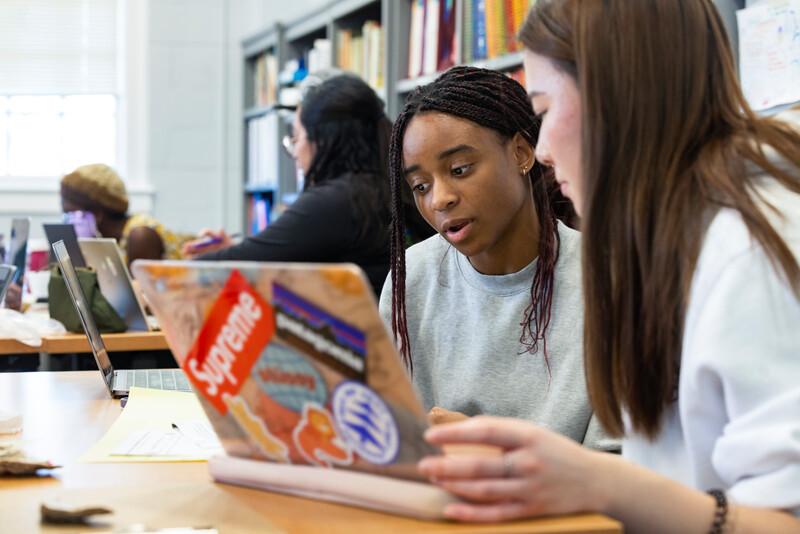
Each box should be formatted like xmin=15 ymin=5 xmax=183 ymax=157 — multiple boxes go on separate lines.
xmin=242 ymin=24 xmax=286 ymax=236
xmin=240 ymin=0 xmax=530 ymax=234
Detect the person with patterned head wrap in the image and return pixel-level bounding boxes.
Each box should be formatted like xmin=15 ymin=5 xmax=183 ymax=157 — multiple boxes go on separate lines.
xmin=60 ymin=163 xmax=192 ymax=264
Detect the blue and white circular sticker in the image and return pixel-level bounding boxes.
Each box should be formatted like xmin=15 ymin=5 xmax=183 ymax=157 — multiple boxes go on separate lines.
xmin=332 ymin=381 xmax=399 ymax=465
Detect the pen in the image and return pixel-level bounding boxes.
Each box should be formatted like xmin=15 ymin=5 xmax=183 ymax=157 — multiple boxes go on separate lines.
xmin=187 ymin=233 xmax=242 ymax=252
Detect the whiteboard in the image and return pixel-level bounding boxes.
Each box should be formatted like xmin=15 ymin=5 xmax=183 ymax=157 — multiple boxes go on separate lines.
xmin=737 ymin=0 xmax=800 ymax=111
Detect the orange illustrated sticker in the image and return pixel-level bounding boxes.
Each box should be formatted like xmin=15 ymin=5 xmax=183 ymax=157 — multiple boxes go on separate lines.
xmin=293 ymin=403 xmax=352 ymax=467
xmin=184 ymin=269 xmax=276 ymax=414
xmin=226 ymin=395 xmax=289 ymax=463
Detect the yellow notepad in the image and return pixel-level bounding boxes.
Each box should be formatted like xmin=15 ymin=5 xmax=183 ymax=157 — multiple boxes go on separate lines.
xmin=80 ymin=387 xmax=223 ymax=463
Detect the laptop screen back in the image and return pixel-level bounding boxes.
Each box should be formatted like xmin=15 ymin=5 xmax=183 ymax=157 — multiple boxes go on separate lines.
xmin=78 ymin=238 xmax=149 ymax=332
xmin=0 ymin=265 xmax=17 ymax=302
xmin=44 ymin=223 xmax=86 ymax=268
xmin=52 ymin=240 xmax=115 ymax=393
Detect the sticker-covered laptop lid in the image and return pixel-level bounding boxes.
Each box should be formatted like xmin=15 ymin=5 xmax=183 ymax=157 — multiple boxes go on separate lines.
xmin=131 ymin=260 xmax=435 ymax=481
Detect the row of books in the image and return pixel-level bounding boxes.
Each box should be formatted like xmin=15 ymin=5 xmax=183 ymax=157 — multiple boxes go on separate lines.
xmin=253 ymin=52 xmax=278 ymax=108
xmin=407 ymin=0 xmax=533 ymax=79
xmin=306 ymin=38 xmax=334 ymax=75
xmin=246 ymin=193 xmax=272 ymax=236
xmin=246 ymin=113 xmax=279 ymax=191
xmin=408 ymin=0 xmax=457 ymax=78
xmin=336 ymin=21 xmax=384 ymax=89
xmin=464 ymin=0 xmax=531 ymax=63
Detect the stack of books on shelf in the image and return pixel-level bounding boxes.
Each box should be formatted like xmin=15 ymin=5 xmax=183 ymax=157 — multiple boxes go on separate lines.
xmin=408 ymin=0 xmax=533 ymax=79
xmin=336 ymin=21 xmax=384 ymax=89
xmin=307 ymin=38 xmax=334 ymax=75
xmin=408 ymin=0 xmax=458 ymax=78
xmin=462 ymin=0 xmax=531 ymax=63
xmin=253 ymin=51 xmax=278 ymax=107
xmin=246 ymin=112 xmax=279 ymax=192
xmin=247 ymin=193 xmax=271 ymax=235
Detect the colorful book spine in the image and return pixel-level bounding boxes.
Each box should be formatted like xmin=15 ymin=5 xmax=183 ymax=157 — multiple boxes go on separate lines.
xmin=504 ymin=0 xmax=517 ymax=52
xmin=437 ymin=0 xmax=457 ymax=72
xmin=422 ymin=0 xmax=440 ymax=75
xmin=514 ymin=0 xmax=528 ymax=34
xmin=408 ymin=0 xmax=425 ymax=78
xmin=253 ymin=51 xmax=278 ymax=107
xmin=494 ymin=0 xmax=508 ymax=57
xmin=474 ymin=0 xmax=487 ymax=60
xmin=462 ymin=0 xmax=474 ymax=63
xmin=248 ymin=194 xmax=271 ymax=235
xmin=484 ymin=0 xmax=496 ymax=58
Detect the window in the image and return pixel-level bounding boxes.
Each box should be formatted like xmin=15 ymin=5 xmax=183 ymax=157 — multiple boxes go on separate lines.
xmin=0 ymin=0 xmax=119 ymax=180
xmin=0 ymin=95 xmax=117 ymax=178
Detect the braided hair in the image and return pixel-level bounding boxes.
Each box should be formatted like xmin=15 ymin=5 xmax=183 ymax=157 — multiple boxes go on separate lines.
xmin=388 ymin=66 xmax=564 ymax=371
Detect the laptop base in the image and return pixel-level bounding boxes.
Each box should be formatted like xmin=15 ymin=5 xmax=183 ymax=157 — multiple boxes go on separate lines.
xmin=111 ymin=368 xmax=192 ymax=397
xmin=208 ymin=456 xmax=459 ymax=520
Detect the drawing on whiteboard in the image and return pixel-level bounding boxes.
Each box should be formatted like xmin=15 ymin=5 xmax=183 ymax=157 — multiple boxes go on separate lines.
xmin=737 ymin=0 xmax=800 ymax=111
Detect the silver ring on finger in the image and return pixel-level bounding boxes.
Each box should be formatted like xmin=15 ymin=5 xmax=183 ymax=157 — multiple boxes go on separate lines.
xmin=502 ymin=455 xmax=514 ymax=478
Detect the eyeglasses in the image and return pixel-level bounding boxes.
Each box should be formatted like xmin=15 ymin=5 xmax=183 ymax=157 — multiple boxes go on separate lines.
xmin=281 ymin=135 xmax=295 ymax=158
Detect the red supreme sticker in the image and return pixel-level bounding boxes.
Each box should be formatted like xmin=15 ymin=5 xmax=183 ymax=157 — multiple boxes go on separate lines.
xmin=185 ymin=269 xmax=275 ymax=413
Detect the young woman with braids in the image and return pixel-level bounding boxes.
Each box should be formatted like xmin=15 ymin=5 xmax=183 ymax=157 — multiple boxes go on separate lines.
xmin=183 ymin=74 xmax=430 ymax=296
xmin=417 ymin=1 xmax=800 ymax=531
xmin=378 ymin=66 xmax=616 ymax=451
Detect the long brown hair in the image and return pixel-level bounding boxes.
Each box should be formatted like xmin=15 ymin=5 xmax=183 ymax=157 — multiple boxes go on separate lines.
xmin=520 ymin=0 xmax=800 ymax=438
xmin=388 ymin=66 xmax=564 ymax=371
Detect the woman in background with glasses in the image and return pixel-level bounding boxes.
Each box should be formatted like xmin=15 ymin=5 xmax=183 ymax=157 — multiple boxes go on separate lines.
xmin=183 ymin=73 xmax=431 ymax=296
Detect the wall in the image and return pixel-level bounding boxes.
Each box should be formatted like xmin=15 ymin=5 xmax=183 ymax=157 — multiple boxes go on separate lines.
xmin=145 ymin=0 xmax=329 ymax=234
xmin=146 ymin=0 xmax=226 ymax=234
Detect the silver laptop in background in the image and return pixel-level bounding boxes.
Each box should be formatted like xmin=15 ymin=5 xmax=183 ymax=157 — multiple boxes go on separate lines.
xmin=51 ymin=240 xmax=190 ymax=398
xmin=6 ymin=218 xmax=30 ymax=285
xmin=0 ymin=264 xmax=17 ymax=303
xmin=78 ymin=237 xmax=155 ymax=332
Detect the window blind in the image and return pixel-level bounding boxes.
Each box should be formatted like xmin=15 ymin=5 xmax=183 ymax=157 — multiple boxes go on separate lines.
xmin=0 ymin=0 xmax=117 ymax=95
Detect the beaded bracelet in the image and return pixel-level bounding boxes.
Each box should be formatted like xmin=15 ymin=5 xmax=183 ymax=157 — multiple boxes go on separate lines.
xmin=707 ymin=489 xmax=729 ymax=534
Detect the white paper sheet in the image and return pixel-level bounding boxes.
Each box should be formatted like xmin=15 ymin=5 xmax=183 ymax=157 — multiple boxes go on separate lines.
xmin=80 ymin=388 xmax=223 ymax=463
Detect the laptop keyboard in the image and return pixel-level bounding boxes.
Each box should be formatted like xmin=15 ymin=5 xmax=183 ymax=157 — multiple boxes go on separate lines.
xmin=118 ymin=369 xmax=192 ymax=392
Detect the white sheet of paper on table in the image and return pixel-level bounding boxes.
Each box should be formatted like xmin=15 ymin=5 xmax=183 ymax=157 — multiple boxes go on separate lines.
xmin=172 ymin=419 xmax=223 ymax=451
xmin=112 ymin=430 xmax=198 ymax=457
xmin=80 ymin=387 xmax=223 ymax=463
xmin=112 ymin=420 xmax=222 ymax=457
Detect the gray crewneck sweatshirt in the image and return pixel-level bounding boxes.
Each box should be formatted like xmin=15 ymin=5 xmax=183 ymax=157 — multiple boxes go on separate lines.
xmin=379 ymin=222 xmax=617 ymax=450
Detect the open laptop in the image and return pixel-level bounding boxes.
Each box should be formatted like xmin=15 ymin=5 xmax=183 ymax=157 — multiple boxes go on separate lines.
xmin=131 ymin=260 xmax=436 ymax=484
xmin=52 ymin=240 xmax=190 ymax=398
xmin=6 ymin=218 xmax=30 ymax=285
xmin=44 ymin=223 xmax=86 ymax=268
xmin=78 ymin=238 xmax=154 ymax=332
xmin=0 ymin=265 xmax=17 ymax=303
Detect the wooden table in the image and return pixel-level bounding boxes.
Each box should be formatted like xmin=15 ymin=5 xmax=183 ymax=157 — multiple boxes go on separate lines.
xmin=0 ymin=372 xmax=622 ymax=533
xmin=0 ymin=331 xmax=169 ymax=355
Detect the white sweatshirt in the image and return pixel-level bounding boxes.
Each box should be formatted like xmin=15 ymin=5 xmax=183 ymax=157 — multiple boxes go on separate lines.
xmin=623 ymin=128 xmax=800 ymax=515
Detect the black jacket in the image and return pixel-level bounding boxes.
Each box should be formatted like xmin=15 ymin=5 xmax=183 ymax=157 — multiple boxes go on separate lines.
xmin=201 ymin=177 xmax=389 ymax=297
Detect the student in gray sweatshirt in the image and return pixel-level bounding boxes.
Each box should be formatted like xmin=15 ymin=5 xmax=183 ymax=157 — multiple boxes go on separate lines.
xmin=378 ymin=66 xmax=616 ymax=451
